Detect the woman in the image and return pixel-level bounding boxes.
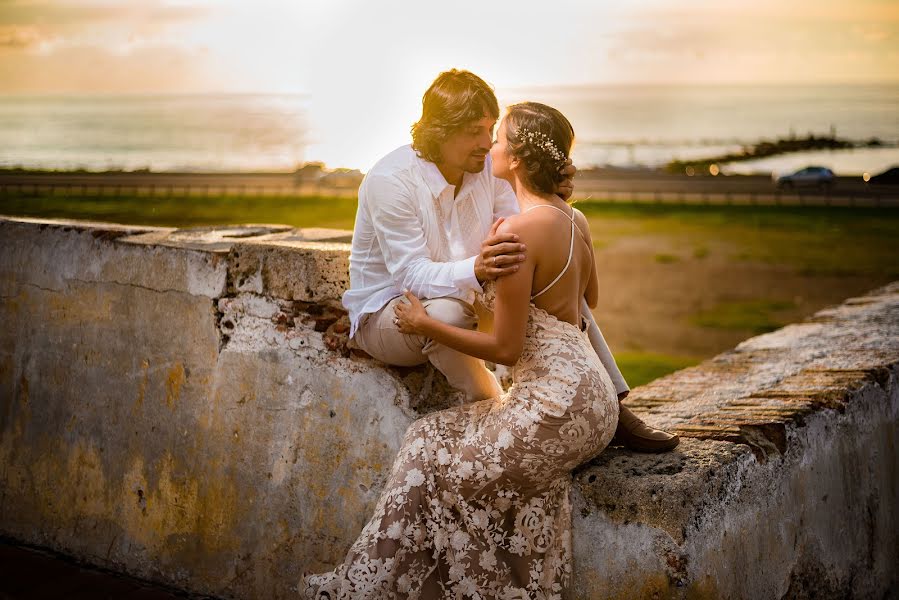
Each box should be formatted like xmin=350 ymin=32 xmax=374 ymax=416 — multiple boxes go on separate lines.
xmin=301 ymin=102 xmax=619 ymax=599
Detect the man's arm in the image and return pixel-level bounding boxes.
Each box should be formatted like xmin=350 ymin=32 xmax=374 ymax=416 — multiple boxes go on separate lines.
xmin=366 ymin=174 xmax=481 ymax=299
xmin=581 ymin=297 xmax=630 ymax=398
xmin=395 ymin=218 xmax=536 ymax=366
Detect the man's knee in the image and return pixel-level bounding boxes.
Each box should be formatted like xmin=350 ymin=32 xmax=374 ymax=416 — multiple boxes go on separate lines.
xmin=423 ymin=298 xmax=477 ymax=330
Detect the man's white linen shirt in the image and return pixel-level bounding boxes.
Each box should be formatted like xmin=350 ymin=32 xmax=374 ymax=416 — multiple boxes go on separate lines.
xmin=342 ymin=144 xmax=519 ymax=337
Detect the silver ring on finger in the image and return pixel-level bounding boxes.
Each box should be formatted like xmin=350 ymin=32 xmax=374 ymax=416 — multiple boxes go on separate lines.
xmin=492 ymin=255 xmax=496 ymax=266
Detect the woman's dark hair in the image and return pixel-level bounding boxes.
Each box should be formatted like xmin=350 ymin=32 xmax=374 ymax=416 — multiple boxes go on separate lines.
xmin=503 ymin=102 xmax=575 ymax=195
xmin=411 ymin=69 xmax=500 ymax=163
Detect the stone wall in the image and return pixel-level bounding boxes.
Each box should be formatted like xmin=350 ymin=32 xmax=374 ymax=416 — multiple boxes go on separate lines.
xmin=1 ymin=215 xmax=896 ymax=599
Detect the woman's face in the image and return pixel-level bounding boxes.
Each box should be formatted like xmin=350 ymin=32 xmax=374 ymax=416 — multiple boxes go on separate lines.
xmin=489 ymin=117 xmax=514 ymax=182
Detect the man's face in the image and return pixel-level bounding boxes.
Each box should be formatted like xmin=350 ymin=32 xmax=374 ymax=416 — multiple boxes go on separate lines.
xmin=437 ymin=115 xmax=497 ymax=174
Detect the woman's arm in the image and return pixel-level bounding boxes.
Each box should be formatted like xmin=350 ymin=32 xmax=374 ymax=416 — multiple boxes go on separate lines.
xmin=394 ymin=219 xmax=536 ymax=366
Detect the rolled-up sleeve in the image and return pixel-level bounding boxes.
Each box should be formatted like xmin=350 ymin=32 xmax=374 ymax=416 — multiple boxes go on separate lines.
xmin=366 ymin=174 xmax=483 ymax=300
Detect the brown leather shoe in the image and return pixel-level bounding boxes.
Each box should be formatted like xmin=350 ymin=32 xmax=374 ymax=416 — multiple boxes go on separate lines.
xmin=612 ymin=404 xmax=680 ymax=452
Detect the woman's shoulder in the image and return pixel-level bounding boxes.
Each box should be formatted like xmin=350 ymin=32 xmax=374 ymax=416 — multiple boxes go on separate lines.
xmin=570 ymin=205 xmax=589 ymax=225
xmin=495 ymin=212 xmax=544 ymax=239
xmin=570 ymin=205 xmax=593 ymax=241
xmin=498 ymin=204 xmax=587 ymax=239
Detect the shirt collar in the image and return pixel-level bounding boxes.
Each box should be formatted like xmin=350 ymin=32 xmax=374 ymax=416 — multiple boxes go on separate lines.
xmin=415 ymin=152 xmax=486 ymax=201
xmin=415 ymin=153 xmax=454 ymax=199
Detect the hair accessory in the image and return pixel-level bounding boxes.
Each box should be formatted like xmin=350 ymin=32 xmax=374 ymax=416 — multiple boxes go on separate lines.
xmin=515 ymin=127 xmax=566 ymax=163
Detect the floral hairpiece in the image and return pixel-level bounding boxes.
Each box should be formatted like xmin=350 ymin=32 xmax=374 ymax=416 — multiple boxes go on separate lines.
xmin=516 ymin=127 xmax=567 ymax=163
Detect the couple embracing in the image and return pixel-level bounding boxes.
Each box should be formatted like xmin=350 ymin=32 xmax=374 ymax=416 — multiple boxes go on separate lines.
xmin=303 ymin=69 xmax=678 ymax=599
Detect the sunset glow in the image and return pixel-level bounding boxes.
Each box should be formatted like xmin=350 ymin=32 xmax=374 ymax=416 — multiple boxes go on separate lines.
xmin=2 ymin=0 xmax=897 ymax=94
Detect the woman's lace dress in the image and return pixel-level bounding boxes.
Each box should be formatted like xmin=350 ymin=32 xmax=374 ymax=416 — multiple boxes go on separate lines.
xmin=302 ymin=277 xmax=620 ymax=599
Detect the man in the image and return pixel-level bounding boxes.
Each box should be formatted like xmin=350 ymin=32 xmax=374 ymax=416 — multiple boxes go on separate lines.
xmin=342 ymin=69 xmax=678 ymax=452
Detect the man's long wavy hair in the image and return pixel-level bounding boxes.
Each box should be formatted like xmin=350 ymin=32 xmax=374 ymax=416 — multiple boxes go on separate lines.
xmin=411 ymin=70 xmax=500 ymax=164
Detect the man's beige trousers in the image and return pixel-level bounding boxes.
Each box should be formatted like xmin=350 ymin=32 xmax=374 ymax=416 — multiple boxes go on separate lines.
xmin=350 ymin=295 xmax=630 ymax=403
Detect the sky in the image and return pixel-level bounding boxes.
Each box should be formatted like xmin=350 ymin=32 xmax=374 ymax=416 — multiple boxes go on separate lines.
xmin=2 ymin=0 xmax=897 ymax=95
xmin=1 ymin=0 xmax=897 ymax=168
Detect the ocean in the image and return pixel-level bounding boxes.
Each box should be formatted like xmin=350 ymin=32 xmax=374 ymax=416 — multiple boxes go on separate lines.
xmin=1 ymin=83 xmax=897 ymax=176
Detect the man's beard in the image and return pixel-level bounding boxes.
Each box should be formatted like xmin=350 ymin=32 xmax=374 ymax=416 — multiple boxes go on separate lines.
xmin=463 ymin=154 xmax=488 ymax=173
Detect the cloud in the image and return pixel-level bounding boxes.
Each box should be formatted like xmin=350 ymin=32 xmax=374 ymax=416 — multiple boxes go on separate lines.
xmin=596 ymin=5 xmax=899 ymax=84
xmin=852 ymin=24 xmax=895 ymax=43
xmin=0 ymin=0 xmax=213 ymax=26
xmin=0 ymin=24 xmax=50 ymax=48
xmin=607 ymin=26 xmax=724 ymax=61
xmin=0 ymin=0 xmax=216 ymax=57
xmin=0 ymin=41 xmax=226 ymax=92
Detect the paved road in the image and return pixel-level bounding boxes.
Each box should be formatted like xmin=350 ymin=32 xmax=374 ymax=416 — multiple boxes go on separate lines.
xmin=1 ymin=171 xmax=897 ymax=206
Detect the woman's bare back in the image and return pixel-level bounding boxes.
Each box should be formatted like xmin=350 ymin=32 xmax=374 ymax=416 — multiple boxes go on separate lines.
xmin=510 ymin=204 xmax=596 ymax=328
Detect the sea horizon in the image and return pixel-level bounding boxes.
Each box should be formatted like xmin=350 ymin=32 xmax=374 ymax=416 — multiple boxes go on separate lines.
xmin=2 ymin=82 xmax=897 ymax=176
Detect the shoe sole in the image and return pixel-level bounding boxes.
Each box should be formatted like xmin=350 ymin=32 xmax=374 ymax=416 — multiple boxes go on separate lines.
xmin=626 ymin=435 xmax=680 ymax=453
xmin=611 ymin=428 xmax=682 ymax=450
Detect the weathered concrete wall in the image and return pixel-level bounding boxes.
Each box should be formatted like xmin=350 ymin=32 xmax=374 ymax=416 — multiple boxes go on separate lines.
xmin=0 ymin=216 xmax=462 ymax=598
xmin=570 ymin=283 xmax=899 ymax=599
xmin=1 ymin=215 xmax=896 ymax=599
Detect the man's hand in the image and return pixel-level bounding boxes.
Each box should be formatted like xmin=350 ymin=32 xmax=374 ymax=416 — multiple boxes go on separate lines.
xmin=474 ymin=217 xmax=527 ymax=284
xmin=555 ymin=158 xmax=577 ymax=202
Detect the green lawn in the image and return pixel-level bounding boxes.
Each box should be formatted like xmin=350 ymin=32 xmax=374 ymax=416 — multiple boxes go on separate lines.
xmin=688 ymin=298 xmax=798 ymax=335
xmin=613 ymin=351 xmax=705 ymax=389
xmin=0 ymin=193 xmax=360 ymax=230
xmin=574 ymin=201 xmax=899 ymax=278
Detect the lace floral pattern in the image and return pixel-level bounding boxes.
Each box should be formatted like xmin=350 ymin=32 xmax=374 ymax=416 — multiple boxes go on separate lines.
xmin=302 ymin=281 xmax=619 ymax=599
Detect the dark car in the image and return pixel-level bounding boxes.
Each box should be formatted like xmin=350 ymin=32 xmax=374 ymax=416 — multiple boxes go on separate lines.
xmin=867 ymin=166 xmax=899 ymax=185
xmin=774 ymin=166 xmax=835 ymax=188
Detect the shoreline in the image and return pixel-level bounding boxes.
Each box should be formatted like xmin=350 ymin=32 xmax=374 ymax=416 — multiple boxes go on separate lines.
xmin=1 ymin=166 xmax=897 ymax=207
xmin=663 ymin=134 xmax=896 ymax=174
xmin=3 ymin=142 xmax=899 ymax=179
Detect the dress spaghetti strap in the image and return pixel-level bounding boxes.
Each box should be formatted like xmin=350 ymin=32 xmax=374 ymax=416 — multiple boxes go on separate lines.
xmin=523 ymin=204 xmax=577 ymax=300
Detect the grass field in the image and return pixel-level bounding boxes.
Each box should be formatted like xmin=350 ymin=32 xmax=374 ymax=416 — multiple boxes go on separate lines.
xmin=3 ymin=191 xmax=897 ymax=387
xmin=0 ymin=193 xmax=361 ymax=230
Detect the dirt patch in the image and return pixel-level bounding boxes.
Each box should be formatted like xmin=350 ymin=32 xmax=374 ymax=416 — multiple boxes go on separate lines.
xmin=591 ymin=235 xmax=891 ymax=358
